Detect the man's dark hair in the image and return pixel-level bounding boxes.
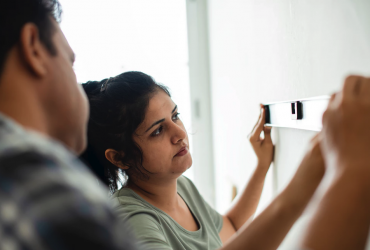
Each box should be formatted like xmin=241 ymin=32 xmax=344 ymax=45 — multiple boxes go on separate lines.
xmin=0 ymin=0 xmax=62 ymax=75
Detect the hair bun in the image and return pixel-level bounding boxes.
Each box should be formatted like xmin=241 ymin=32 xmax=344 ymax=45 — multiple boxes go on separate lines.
xmin=82 ymin=80 xmax=105 ymax=96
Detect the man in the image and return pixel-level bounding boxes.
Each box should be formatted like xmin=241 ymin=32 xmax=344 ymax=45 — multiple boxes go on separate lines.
xmin=0 ymin=0 xmax=139 ymax=249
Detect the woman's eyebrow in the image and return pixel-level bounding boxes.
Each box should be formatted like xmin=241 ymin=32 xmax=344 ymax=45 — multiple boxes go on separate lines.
xmin=145 ymin=105 xmax=178 ymax=133
xmin=145 ymin=119 xmax=165 ymax=133
xmin=172 ymin=105 xmax=177 ymax=114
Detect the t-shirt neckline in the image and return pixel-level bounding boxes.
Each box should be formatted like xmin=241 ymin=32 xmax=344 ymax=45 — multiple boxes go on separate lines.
xmin=120 ymin=187 xmax=203 ymax=236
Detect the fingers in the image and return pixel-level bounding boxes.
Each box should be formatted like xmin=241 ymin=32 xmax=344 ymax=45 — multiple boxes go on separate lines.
xmin=359 ymin=77 xmax=370 ymax=102
xmin=323 ymin=93 xmax=337 ymax=125
xmin=249 ymin=106 xmax=266 ymax=142
xmin=250 ymin=104 xmax=265 ymax=131
xmin=321 ymin=75 xmax=370 ymax=175
xmin=341 ymin=75 xmax=370 ymax=103
xmin=328 ymin=92 xmax=337 ymax=105
xmin=342 ymin=75 xmax=363 ymax=100
xmin=325 ymin=76 xmax=369 ymax=124
xmin=250 ymin=109 xmax=263 ymax=135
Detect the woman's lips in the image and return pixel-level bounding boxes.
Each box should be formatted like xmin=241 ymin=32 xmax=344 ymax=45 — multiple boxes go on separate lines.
xmin=175 ymin=147 xmax=188 ymax=157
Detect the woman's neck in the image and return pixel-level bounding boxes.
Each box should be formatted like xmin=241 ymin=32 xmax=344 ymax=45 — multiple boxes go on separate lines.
xmin=127 ymin=177 xmax=180 ymax=213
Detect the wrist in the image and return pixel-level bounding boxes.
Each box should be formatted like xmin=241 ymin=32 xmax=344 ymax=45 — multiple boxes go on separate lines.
xmin=329 ymin=150 xmax=370 ymax=171
xmin=256 ymin=162 xmax=271 ymax=172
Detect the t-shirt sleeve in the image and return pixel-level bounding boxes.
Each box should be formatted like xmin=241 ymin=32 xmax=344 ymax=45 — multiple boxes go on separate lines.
xmin=126 ymin=213 xmax=173 ymax=250
xmin=181 ymin=176 xmax=224 ymax=233
xmin=203 ymin=194 xmax=224 ymax=233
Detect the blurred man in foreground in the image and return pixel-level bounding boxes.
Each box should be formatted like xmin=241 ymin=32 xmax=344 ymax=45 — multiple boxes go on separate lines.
xmin=0 ymin=0 xmax=139 ymax=249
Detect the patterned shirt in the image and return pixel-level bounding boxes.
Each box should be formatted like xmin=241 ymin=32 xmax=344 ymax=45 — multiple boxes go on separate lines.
xmin=0 ymin=113 xmax=141 ymax=250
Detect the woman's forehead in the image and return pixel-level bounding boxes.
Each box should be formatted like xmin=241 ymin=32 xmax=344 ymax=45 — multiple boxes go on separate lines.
xmin=136 ymin=91 xmax=175 ymax=133
xmin=146 ymin=91 xmax=175 ymax=115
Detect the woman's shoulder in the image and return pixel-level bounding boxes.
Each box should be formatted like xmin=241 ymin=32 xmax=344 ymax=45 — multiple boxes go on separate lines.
xmin=111 ymin=188 xmax=157 ymax=216
xmin=111 ymin=188 xmax=140 ymax=205
xmin=112 ymin=197 xmax=163 ymax=231
xmin=177 ymin=175 xmax=204 ymax=202
xmin=177 ymin=175 xmax=197 ymax=189
xmin=110 ymin=188 xmax=166 ymax=236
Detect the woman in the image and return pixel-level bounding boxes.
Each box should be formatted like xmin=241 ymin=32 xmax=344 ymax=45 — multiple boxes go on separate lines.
xmin=81 ymin=71 xmax=325 ymax=250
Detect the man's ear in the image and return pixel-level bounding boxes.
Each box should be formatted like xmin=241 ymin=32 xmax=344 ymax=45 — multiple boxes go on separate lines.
xmin=105 ymin=149 xmax=129 ymax=170
xmin=19 ymin=23 xmax=49 ymax=77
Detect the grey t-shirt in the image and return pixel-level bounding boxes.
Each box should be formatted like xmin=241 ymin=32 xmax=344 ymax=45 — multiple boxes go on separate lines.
xmin=111 ymin=176 xmax=223 ymax=250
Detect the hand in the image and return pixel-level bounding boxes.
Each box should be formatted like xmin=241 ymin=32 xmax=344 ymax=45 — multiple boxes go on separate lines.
xmin=248 ymin=104 xmax=274 ymax=170
xmin=321 ymin=76 xmax=370 ymax=173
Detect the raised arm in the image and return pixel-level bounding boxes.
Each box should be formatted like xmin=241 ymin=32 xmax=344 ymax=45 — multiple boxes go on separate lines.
xmin=219 ymin=105 xmax=274 ymax=242
xmin=220 ymin=134 xmax=325 ymax=250
xmin=301 ymin=76 xmax=370 ymax=250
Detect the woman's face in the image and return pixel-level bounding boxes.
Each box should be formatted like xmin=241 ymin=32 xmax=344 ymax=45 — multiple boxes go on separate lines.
xmin=133 ymin=90 xmax=192 ymax=179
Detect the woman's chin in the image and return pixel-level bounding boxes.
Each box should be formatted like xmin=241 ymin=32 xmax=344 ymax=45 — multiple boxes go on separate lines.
xmin=183 ymin=155 xmax=193 ymax=170
xmin=175 ymin=158 xmax=193 ymax=175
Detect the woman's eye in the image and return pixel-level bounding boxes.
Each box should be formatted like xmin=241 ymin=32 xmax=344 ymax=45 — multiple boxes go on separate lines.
xmin=151 ymin=126 xmax=163 ymax=137
xmin=172 ymin=113 xmax=180 ymax=121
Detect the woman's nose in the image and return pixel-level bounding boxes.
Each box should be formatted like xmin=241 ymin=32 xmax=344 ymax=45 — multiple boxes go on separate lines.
xmin=171 ymin=123 xmax=187 ymax=144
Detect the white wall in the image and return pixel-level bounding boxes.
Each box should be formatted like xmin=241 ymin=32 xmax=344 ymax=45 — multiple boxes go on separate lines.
xmin=207 ymin=0 xmax=370 ymax=249
xmin=60 ymin=0 xmax=194 ymax=181
xmin=186 ymin=0 xmax=216 ymax=207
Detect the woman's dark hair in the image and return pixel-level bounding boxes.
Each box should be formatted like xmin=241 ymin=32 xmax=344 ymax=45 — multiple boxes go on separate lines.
xmin=80 ymin=71 xmax=170 ymax=194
